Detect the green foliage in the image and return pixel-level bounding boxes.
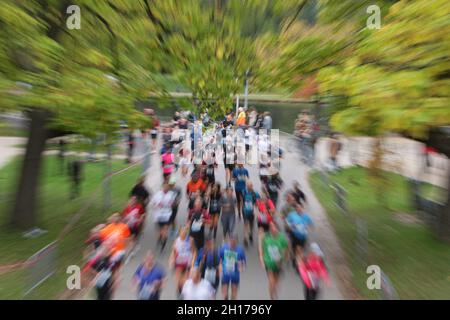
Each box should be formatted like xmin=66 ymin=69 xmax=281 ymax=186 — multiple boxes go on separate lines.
xmin=0 ymin=0 xmax=160 ymax=140
xmin=317 ymin=0 xmax=450 ymax=138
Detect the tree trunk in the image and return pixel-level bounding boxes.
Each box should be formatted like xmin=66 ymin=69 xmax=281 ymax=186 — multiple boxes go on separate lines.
xmin=103 ymin=144 xmax=112 ymax=212
xmin=439 ymin=173 xmax=450 ymax=242
xmin=425 ymin=127 xmax=450 ymax=242
xmin=11 ymin=109 xmax=50 ymax=229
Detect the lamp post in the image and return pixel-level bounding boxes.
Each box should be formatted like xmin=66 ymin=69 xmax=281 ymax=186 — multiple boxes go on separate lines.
xmin=244 ymin=69 xmax=250 ymax=111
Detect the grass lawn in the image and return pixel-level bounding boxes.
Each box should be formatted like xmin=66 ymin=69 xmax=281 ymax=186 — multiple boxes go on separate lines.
xmin=0 ymin=121 xmax=27 ymax=137
xmin=0 ymin=156 xmax=142 ymax=299
xmin=310 ymin=167 xmax=450 ymax=300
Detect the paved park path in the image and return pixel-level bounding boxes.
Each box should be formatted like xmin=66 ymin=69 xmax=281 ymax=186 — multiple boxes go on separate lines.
xmin=112 ymin=134 xmax=347 ymax=300
xmin=0 ymin=137 xmax=26 ymax=169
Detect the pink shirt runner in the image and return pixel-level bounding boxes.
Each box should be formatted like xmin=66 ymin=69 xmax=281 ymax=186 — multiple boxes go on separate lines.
xmin=162 ymin=152 xmax=174 ymax=174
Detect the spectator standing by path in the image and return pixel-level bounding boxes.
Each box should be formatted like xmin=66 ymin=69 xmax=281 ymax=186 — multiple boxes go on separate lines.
xmin=145 ymin=109 xmax=160 ymax=152
xmin=126 ymin=129 xmax=135 ymax=163
xmin=248 ymin=107 xmax=258 ymax=128
xmin=262 ymin=112 xmax=272 ymax=134
xmin=236 ymin=107 xmax=246 ymax=127
xmin=328 ymin=133 xmax=341 ymax=172
xmin=68 ymin=159 xmax=83 ymax=199
xmin=133 ymin=251 xmax=166 ymax=300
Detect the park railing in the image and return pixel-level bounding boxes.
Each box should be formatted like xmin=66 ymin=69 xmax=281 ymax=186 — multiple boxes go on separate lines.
xmin=316 ymin=169 xmax=399 ymax=300
xmin=0 ymin=138 xmax=151 ymax=299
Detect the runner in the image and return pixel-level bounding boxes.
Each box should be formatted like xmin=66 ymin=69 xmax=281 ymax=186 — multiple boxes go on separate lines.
xmin=219 ymin=234 xmax=246 ymax=300
xmin=189 ymin=198 xmax=210 ymax=253
xmin=122 ymin=196 xmax=145 ymax=260
xmin=264 ymin=168 xmax=283 ymax=208
xmin=281 ymin=192 xmax=299 ymax=233
xmin=291 ymin=181 xmax=307 ymax=206
xmin=195 ymin=237 xmax=221 ymax=294
xmin=133 ymin=251 xmax=166 ymax=300
xmin=232 ymin=163 xmax=249 ymax=220
xmin=179 ymin=149 xmax=191 ymax=177
xmin=161 ymin=143 xmax=175 ymax=183
xmin=220 ymin=187 xmax=237 ymax=239
xmin=168 ymin=176 xmax=182 ymax=238
xmin=98 ymin=213 xmax=131 ymax=268
xmin=242 ymin=181 xmax=260 ymax=247
xmin=259 ymin=222 xmax=289 ymax=300
xmin=85 ymin=237 xmax=120 ymax=300
xmin=180 ymin=267 xmax=215 ymax=300
xmin=286 ymin=203 xmax=314 ymax=263
xmin=224 ymin=134 xmax=236 ymax=187
xmin=208 ymin=183 xmax=222 ymax=239
xmin=126 ymin=129 xmax=136 ymax=164
xmin=256 ymin=191 xmax=275 ymax=235
xmin=147 ymin=109 xmax=160 ymax=152
xmin=188 ymin=189 xmax=207 ymax=219
xmin=186 ymin=173 xmax=207 ymax=199
xmin=130 ymin=176 xmax=151 ymax=207
xmin=150 ymin=183 xmax=176 ymax=252
xmin=203 ymin=150 xmax=217 ymax=185
xmin=298 ymin=243 xmax=329 ymax=300
xmin=169 ymin=226 xmax=194 ymax=298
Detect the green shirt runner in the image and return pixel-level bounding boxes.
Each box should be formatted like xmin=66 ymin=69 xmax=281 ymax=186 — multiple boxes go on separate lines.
xmin=262 ymin=233 xmax=288 ymax=271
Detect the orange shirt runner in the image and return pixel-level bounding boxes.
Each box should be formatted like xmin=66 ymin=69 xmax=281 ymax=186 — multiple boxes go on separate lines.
xmin=99 ymin=222 xmax=131 ymax=254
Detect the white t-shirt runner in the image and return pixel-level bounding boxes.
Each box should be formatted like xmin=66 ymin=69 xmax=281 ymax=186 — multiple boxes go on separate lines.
xmin=181 ymin=279 xmax=215 ymax=300
xmin=174 ymin=237 xmax=192 ymax=266
xmin=151 ymin=190 xmax=175 ymax=223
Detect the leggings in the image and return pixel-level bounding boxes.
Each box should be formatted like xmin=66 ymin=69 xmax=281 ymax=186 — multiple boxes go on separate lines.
xmin=304 ymin=285 xmax=320 ymax=300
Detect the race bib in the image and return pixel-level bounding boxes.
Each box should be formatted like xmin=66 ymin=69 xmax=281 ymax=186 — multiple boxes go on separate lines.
xmin=295 ymin=223 xmax=308 ymax=236
xmin=176 ymin=251 xmax=191 ymax=265
xmin=224 ymin=250 xmax=237 ymax=273
xmin=268 ymin=245 xmax=281 ymax=262
xmin=151 ymin=129 xmax=157 ymax=135
xmin=210 ymin=200 xmax=218 ymax=212
xmin=205 ymin=267 xmax=216 ymax=285
xmin=191 ymin=219 xmax=203 ymax=232
xmin=244 ymin=200 xmax=253 ymax=214
xmin=259 ymin=213 xmax=268 ymax=224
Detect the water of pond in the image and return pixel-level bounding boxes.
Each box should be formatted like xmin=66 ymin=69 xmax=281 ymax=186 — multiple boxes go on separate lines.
xmin=137 ymin=99 xmax=315 ymax=133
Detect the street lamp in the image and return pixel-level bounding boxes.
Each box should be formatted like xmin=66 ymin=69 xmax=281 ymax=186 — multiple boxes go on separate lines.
xmin=244 ymin=69 xmax=250 ymax=111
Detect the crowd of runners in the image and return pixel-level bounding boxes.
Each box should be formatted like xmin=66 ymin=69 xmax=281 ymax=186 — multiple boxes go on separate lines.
xmin=83 ymin=107 xmax=330 ymax=301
